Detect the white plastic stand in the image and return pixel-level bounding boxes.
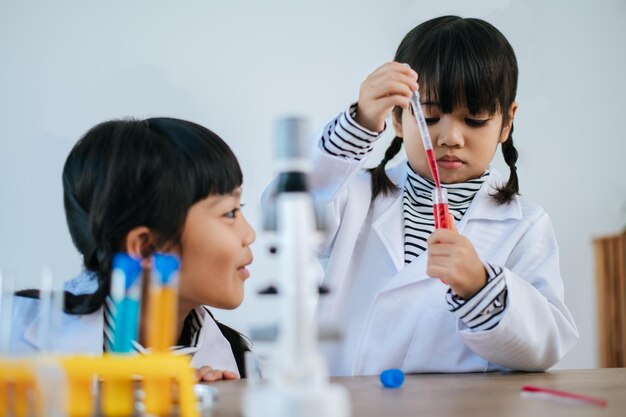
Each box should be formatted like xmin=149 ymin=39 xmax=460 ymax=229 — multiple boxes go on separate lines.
xmin=243 ymin=194 xmax=350 ymax=417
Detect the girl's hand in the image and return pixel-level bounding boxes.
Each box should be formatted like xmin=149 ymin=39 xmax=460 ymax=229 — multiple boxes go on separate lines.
xmin=426 ymin=214 xmax=487 ymax=299
xmin=196 ymin=366 xmax=239 ymax=382
xmin=355 ymin=62 xmax=418 ymax=132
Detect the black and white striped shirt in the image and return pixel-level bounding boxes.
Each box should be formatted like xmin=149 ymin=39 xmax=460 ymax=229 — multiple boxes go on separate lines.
xmin=403 ymin=164 xmax=487 ymax=264
xmin=320 ymin=104 xmax=508 ymax=331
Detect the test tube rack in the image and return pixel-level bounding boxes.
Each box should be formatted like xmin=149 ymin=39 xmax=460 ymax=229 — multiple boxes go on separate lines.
xmin=0 ymin=353 xmax=199 ymax=417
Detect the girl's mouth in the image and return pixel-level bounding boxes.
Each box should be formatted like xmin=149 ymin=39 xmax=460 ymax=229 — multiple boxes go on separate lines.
xmin=237 ymin=266 xmax=250 ymax=279
xmin=438 ymin=155 xmax=464 ymax=170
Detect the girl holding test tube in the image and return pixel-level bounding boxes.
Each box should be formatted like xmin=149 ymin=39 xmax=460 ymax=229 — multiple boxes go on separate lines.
xmin=305 ymin=16 xmax=578 ymax=375
xmin=11 ymin=117 xmax=256 ymax=382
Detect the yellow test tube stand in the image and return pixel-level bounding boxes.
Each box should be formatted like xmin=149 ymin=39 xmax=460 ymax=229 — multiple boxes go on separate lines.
xmin=0 ymin=358 xmax=42 ymax=417
xmin=1 ymin=353 xmax=200 ymax=417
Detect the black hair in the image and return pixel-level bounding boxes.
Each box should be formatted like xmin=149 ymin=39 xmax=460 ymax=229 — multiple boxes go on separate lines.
xmin=368 ymin=16 xmax=519 ymax=203
xmin=16 ymin=117 xmax=251 ymax=374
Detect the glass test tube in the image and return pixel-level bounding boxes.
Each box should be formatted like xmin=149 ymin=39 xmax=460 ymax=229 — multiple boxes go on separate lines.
xmin=432 ymin=188 xmax=450 ymax=230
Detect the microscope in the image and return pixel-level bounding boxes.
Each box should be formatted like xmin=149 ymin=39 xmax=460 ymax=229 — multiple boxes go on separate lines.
xmin=243 ymin=117 xmax=350 ymax=417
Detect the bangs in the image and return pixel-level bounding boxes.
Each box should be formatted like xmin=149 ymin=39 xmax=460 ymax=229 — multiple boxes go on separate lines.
xmin=144 ymin=118 xmax=243 ymax=247
xmin=397 ymin=17 xmax=517 ymax=117
xmin=148 ymin=118 xmax=243 ymax=203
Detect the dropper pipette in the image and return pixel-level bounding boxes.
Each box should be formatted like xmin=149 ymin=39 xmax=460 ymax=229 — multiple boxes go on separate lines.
xmin=409 ymin=90 xmax=450 ymax=230
xmin=410 ymin=90 xmax=442 ymax=190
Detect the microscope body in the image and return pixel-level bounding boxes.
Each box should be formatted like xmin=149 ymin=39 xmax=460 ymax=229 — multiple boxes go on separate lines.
xmin=242 ymin=118 xmax=350 ymax=417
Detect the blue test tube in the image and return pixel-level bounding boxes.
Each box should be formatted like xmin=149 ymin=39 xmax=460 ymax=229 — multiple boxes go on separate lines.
xmin=110 ymin=253 xmax=142 ymax=353
xmin=102 ymin=254 xmax=143 ymax=417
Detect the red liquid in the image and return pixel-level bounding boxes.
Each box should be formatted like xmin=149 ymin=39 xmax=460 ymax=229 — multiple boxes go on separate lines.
xmin=433 ymin=203 xmax=450 ymax=229
xmin=425 ymin=148 xmax=441 ymax=189
xmin=427 ymin=148 xmax=449 ymax=229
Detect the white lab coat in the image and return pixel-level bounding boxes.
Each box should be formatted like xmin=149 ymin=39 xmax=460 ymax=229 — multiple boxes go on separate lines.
xmin=306 ymin=146 xmax=579 ymax=376
xmin=9 ymin=271 xmax=240 ymax=375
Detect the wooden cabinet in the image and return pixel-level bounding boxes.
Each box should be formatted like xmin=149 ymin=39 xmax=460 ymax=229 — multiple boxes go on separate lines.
xmin=594 ymin=231 xmax=626 ymax=367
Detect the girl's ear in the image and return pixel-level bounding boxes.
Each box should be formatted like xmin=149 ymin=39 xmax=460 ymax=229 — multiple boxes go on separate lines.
xmin=499 ymin=101 xmax=519 ymax=143
xmin=124 ymin=226 xmax=155 ymax=260
xmin=392 ymin=108 xmax=404 ymax=139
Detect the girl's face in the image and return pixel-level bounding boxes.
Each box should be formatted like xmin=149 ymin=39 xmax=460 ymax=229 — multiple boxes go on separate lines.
xmin=176 ymin=188 xmax=255 ymax=311
xmin=396 ymin=102 xmax=517 ymax=184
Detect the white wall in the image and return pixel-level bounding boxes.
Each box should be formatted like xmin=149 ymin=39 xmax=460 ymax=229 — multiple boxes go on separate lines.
xmin=1 ymin=0 xmax=625 ymax=369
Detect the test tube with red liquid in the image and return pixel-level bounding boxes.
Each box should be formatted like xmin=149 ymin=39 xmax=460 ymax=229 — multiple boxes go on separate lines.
xmin=409 ymin=88 xmax=452 ymax=230
xmin=432 ymin=188 xmax=450 ymax=229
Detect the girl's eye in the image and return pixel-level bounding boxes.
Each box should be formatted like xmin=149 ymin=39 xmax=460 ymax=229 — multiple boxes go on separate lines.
xmin=466 ymin=118 xmax=489 ymax=127
xmin=224 ymin=203 xmax=245 ymax=219
xmin=425 ymin=118 xmax=439 ymax=125
xmin=224 ymin=208 xmax=240 ymax=219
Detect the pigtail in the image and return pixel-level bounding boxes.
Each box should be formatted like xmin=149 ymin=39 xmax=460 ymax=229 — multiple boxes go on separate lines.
xmin=493 ymin=125 xmax=520 ymax=204
xmin=14 ymin=279 xmax=110 ymax=315
xmin=15 ymin=186 xmax=113 ymax=315
xmin=367 ymin=136 xmax=403 ymax=201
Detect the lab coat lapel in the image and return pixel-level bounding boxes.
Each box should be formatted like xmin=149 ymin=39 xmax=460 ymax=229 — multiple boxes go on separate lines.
xmin=376 ymin=168 xmax=521 ymax=294
xmin=379 ymin=248 xmax=431 ymax=293
xmin=370 ymin=162 xmax=411 ymax=272
xmin=371 ymin=162 xmax=431 ymax=291
xmin=372 ymin=192 xmax=405 ymax=272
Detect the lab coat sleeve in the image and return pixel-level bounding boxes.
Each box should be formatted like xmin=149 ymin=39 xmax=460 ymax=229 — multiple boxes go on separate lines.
xmin=308 ymin=110 xmax=383 ymax=257
xmin=458 ymin=211 xmax=579 ymax=371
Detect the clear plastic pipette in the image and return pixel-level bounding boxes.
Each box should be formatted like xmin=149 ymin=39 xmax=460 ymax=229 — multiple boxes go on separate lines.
xmin=410 ymin=90 xmax=450 ymax=230
xmin=410 ymin=90 xmax=442 ymax=190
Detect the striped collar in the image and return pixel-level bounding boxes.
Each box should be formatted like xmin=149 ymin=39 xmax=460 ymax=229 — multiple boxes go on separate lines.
xmin=404 ymin=161 xmax=488 ymax=209
xmin=402 ymin=162 xmax=488 ymax=264
xmin=103 ymin=298 xmax=206 ymax=355
xmin=372 ymin=163 xmax=523 ymax=273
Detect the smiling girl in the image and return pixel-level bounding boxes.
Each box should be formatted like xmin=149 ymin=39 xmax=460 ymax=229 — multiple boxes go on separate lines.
xmin=11 ymin=118 xmax=255 ymax=381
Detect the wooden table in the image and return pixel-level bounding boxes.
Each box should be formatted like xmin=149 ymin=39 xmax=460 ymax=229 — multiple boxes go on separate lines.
xmin=207 ymin=368 xmax=625 ymax=417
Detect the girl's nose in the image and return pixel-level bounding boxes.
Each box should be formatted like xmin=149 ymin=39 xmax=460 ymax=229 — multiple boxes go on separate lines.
xmin=436 ymin=119 xmax=464 ymax=148
xmin=242 ymin=216 xmax=257 ymax=246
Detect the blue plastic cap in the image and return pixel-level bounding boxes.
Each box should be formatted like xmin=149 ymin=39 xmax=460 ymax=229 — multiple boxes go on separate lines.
xmin=153 ymin=253 xmax=180 ymax=285
xmin=380 ymin=368 xmax=405 ymax=388
xmin=112 ymin=253 xmax=142 ymax=289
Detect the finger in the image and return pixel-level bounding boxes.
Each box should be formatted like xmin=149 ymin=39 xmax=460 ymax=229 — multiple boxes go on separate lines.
xmin=222 ymin=371 xmax=239 ymax=380
xmin=388 ymin=61 xmax=419 ymax=80
xmin=198 ymin=371 xmax=216 ymax=382
xmin=372 ymin=61 xmax=417 ymax=79
xmin=392 ymin=71 xmax=420 ymax=90
xmin=446 ymin=213 xmax=458 ymax=232
xmin=196 ymin=366 xmax=214 ymax=381
xmin=369 ymin=70 xmax=419 ymax=92
xmin=426 ymin=242 xmax=456 ymax=256
xmin=366 ymin=62 xmax=403 ymax=82
xmin=426 ymin=264 xmax=450 ymax=281
xmin=370 ymin=96 xmax=412 ymax=114
xmin=427 ymin=252 xmax=455 ymax=268
xmin=200 ymin=370 xmax=224 ymax=382
xmin=367 ymin=66 xmax=418 ymax=90
xmin=427 ymin=229 xmax=458 ymax=245
xmin=367 ymin=81 xmax=414 ymax=101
